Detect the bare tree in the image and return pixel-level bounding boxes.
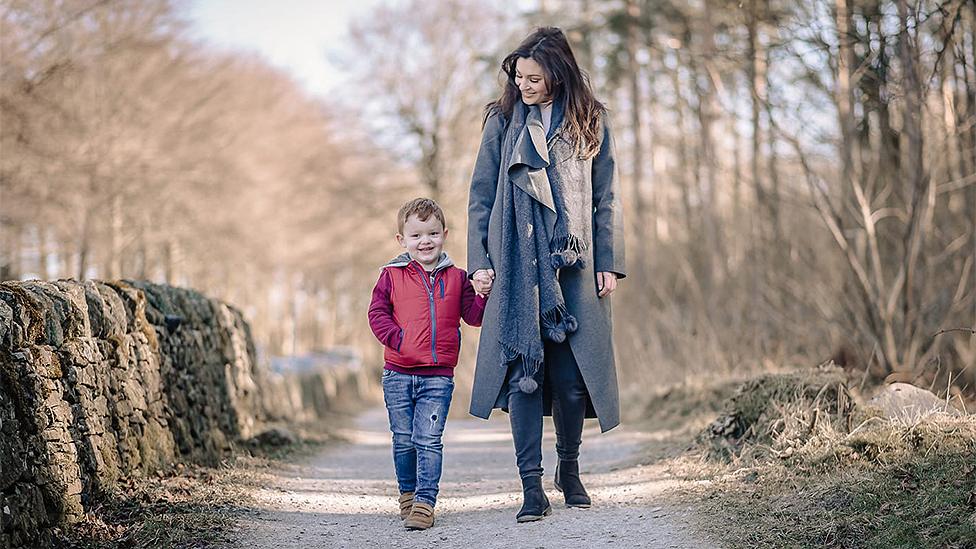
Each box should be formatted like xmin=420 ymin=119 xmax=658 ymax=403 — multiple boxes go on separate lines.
xmin=344 ymin=0 xmax=511 ymax=205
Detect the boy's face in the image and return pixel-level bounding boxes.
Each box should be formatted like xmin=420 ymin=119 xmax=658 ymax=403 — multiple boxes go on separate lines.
xmin=397 ymin=214 xmax=447 ymax=270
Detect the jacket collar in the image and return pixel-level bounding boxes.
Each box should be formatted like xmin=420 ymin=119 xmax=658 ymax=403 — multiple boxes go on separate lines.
xmin=383 ymin=252 xmax=453 ymax=272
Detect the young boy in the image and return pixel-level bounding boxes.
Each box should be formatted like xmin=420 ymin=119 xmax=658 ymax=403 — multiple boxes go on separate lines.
xmin=368 ymin=197 xmax=487 ymax=530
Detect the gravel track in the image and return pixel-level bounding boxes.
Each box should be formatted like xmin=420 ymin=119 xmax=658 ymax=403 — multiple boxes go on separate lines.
xmin=229 ymin=407 xmax=719 ymax=548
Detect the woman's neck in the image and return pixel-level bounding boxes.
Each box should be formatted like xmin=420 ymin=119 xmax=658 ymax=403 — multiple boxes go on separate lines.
xmin=541 ymin=100 xmax=554 ymax=134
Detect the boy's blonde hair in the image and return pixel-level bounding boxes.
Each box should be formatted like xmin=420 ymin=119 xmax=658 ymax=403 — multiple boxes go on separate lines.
xmin=397 ymin=198 xmax=446 ymax=233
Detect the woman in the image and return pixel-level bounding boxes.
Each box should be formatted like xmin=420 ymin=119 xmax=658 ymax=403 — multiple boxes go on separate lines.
xmin=466 ymin=27 xmax=625 ymax=523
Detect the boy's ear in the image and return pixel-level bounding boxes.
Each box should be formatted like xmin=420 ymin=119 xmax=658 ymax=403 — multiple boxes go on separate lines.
xmin=396 ymin=233 xmax=406 ymax=248
xmin=442 ymin=227 xmax=449 ymax=239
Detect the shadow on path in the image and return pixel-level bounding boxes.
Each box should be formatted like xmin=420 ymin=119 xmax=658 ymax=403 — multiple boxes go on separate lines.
xmin=226 ymin=408 xmax=720 ymax=548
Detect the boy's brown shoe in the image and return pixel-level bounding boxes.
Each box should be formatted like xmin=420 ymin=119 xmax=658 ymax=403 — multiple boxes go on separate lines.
xmin=398 ymin=492 xmax=414 ymax=520
xmin=404 ymin=502 xmax=434 ymax=530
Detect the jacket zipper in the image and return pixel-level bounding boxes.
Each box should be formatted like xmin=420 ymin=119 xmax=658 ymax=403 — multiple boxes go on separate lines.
xmin=416 ymin=263 xmax=438 ymax=364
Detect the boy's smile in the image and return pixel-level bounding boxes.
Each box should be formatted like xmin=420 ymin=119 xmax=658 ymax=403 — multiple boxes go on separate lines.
xmin=397 ymin=214 xmax=447 ymax=271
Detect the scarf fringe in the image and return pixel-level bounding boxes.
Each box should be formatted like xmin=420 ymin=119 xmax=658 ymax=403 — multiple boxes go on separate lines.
xmin=501 ymin=342 xmax=544 ymax=393
xmin=500 ymin=303 xmax=579 ymax=395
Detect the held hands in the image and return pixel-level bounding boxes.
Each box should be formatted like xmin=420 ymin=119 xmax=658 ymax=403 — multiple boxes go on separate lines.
xmin=473 ymin=269 xmax=615 ymax=297
xmin=596 ymin=272 xmax=618 ymax=298
xmin=472 ymin=269 xmax=495 ymax=297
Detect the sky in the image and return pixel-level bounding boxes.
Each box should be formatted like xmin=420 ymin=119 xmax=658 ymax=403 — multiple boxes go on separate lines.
xmin=183 ymin=0 xmax=385 ymax=98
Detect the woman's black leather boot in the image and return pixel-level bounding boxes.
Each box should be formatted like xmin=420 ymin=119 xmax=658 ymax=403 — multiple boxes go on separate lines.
xmin=516 ymin=475 xmax=552 ymax=523
xmin=554 ymin=459 xmax=591 ymax=508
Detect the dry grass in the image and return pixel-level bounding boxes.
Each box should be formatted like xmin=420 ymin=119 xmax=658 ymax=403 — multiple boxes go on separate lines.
xmin=696 ymin=366 xmax=855 ymax=463
xmin=692 ymin=413 xmax=976 ymax=549
xmin=644 ymin=368 xmax=976 ymax=549
xmin=51 ymin=463 xmax=250 ymax=549
xmin=49 ymin=423 xmax=343 ymax=549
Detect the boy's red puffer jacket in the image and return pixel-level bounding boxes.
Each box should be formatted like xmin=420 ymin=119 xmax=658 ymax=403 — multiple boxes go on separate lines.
xmin=368 ymin=253 xmax=486 ymax=375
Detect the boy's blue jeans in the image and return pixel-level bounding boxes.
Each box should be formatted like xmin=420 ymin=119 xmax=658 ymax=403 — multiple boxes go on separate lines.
xmin=381 ymin=369 xmax=454 ymax=507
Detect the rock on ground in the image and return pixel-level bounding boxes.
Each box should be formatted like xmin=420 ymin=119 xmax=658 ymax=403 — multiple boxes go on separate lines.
xmin=868 ymin=382 xmax=963 ymax=421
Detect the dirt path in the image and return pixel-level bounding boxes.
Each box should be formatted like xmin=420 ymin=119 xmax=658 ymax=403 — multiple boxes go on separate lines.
xmin=227 ymin=408 xmax=719 ymax=548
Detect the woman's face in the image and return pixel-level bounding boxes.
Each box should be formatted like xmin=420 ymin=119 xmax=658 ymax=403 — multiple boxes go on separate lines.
xmin=514 ymin=57 xmax=551 ymax=105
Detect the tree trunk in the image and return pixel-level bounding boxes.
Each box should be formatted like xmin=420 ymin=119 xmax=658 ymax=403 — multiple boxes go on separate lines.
xmin=747 ymin=0 xmax=768 ymax=235
xmin=745 ymin=0 xmax=767 ymax=356
xmin=625 ymin=0 xmax=648 ymax=275
xmin=37 ymin=224 xmax=50 ymax=280
xmin=689 ymin=13 xmax=720 ymax=290
xmin=163 ymin=238 xmax=181 ymax=285
xmin=106 ymin=193 xmax=122 ymax=279
xmin=965 ymin=12 xmax=976 ymax=336
xmin=420 ymin=131 xmax=442 ymax=202
xmin=641 ymin=21 xmax=659 ymax=243
xmin=834 ymin=0 xmax=856 ymax=194
xmin=136 ymin=227 xmax=148 ymax=279
xmin=763 ymin=59 xmax=784 ymax=247
xmin=77 ymin=206 xmax=93 ymax=281
xmin=731 ymin=107 xmax=743 ymax=245
xmin=896 ymin=0 xmax=932 ymax=371
xmin=1 ymin=224 xmax=22 ymax=281
xmin=969 ymin=4 xmax=976 ymax=175
xmin=60 ymin=239 xmax=72 ymax=281
xmin=669 ymin=55 xmax=695 ymax=241
xmin=574 ymin=0 xmax=594 ymax=69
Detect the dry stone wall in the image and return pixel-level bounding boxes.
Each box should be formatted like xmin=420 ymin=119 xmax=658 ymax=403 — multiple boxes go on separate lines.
xmin=0 ymin=280 xmax=368 ymax=549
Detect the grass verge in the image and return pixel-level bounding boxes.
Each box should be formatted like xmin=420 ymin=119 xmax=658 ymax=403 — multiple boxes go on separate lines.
xmin=51 ymin=463 xmax=251 ymax=549
xmin=646 ymin=368 xmax=976 ymax=549
xmin=50 ymin=420 xmax=343 ymax=549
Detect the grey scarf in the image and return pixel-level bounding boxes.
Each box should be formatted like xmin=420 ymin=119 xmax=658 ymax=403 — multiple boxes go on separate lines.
xmin=495 ymin=98 xmax=588 ymax=393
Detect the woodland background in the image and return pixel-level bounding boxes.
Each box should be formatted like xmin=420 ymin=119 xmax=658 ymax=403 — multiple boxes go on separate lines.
xmin=2 ymin=0 xmax=974 ymax=404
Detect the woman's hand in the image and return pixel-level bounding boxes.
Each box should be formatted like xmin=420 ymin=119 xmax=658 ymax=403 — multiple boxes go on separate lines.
xmin=596 ymin=271 xmax=617 ymax=298
xmin=472 ymin=269 xmax=495 ymax=296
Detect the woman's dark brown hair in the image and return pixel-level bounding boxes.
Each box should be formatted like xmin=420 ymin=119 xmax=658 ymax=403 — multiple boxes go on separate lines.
xmin=485 ymin=27 xmax=605 ymax=158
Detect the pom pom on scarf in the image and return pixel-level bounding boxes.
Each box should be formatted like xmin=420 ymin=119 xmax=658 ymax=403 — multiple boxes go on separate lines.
xmin=563 ymin=314 xmax=578 ymax=333
xmin=546 ymin=326 xmax=567 ymax=342
xmin=543 ymin=311 xmax=578 ymax=343
xmin=550 ymin=249 xmax=580 ymax=269
xmin=518 ymin=375 xmax=539 ymax=393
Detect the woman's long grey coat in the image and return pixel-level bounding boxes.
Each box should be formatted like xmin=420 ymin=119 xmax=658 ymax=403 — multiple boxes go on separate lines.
xmin=466 ymin=111 xmax=626 ymax=433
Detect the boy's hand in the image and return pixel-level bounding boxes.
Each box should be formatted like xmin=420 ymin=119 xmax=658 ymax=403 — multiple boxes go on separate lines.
xmin=596 ymin=271 xmax=618 ymax=298
xmin=472 ymin=269 xmax=495 ymax=296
